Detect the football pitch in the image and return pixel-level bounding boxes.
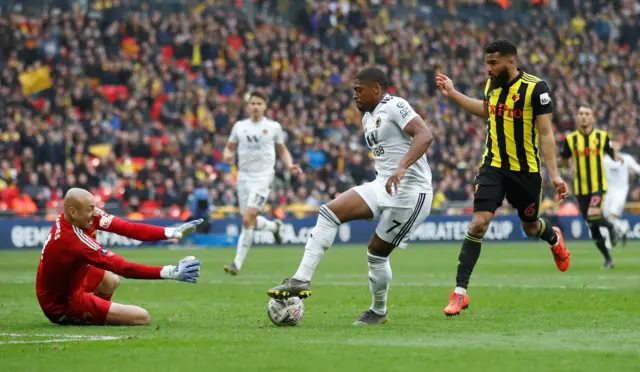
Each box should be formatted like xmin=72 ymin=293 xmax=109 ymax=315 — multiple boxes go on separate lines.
xmin=1 ymin=242 xmax=640 ymax=372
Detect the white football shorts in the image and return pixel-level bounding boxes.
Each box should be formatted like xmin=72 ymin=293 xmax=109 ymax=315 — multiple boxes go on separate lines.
xmin=604 ymin=190 xmax=628 ymax=217
xmin=237 ymin=172 xmax=274 ymax=213
xmin=354 ymin=178 xmax=432 ymax=248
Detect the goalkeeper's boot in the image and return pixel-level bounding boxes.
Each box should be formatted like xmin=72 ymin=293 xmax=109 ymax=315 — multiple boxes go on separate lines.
xmin=223 ymin=262 xmax=239 ymax=276
xmin=267 ymin=278 xmax=311 ymax=299
xmin=273 ymin=219 xmax=283 ymax=245
xmin=353 ymin=310 xmax=388 ymax=325
xmin=444 ymin=292 xmax=469 ymax=317
xmin=550 ymin=227 xmax=570 ymax=272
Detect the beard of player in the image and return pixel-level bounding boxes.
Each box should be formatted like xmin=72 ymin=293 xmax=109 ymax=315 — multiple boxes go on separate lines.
xmin=490 ymin=68 xmax=511 ymax=89
xmin=64 ymin=188 xmax=96 ymax=230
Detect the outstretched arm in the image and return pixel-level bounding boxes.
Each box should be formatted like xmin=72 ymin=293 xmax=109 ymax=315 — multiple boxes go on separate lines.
xmin=72 ymin=232 xmax=199 ymax=282
xmin=95 ymin=210 xmax=168 ymax=241
xmin=436 ymin=74 xmax=489 ymax=119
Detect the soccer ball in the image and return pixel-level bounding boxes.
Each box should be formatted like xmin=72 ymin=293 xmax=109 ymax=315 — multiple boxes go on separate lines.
xmin=267 ymin=297 xmax=304 ymax=326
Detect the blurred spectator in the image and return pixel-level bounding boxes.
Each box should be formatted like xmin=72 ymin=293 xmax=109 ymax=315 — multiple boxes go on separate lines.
xmin=2 ymin=0 xmax=640 ymax=219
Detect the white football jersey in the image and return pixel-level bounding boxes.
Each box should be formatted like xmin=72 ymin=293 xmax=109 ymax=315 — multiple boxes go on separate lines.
xmin=361 ymin=94 xmax=432 ymax=194
xmin=604 ymin=152 xmax=640 ymax=190
xmin=229 ymin=118 xmax=286 ymax=174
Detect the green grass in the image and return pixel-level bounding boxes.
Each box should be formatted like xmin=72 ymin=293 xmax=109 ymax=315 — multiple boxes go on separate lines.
xmin=1 ymin=242 xmax=640 ymax=372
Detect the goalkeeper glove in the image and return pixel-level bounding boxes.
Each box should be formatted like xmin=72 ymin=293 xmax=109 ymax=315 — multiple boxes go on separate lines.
xmin=165 ymin=219 xmax=204 ymax=240
xmin=160 ymin=256 xmax=201 ymax=283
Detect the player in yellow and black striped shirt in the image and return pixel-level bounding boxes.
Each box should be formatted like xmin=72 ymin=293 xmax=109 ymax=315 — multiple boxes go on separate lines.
xmin=436 ymin=40 xmax=571 ymax=316
xmin=560 ymin=106 xmax=619 ymax=268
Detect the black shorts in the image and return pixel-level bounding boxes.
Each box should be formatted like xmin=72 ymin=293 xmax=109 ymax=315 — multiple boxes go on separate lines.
xmin=576 ymin=192 xmax=605 ymax=220
xmin=473 ymin=166 xmax=542 ymax=222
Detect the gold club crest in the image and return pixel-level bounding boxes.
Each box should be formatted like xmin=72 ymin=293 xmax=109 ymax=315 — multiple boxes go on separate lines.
xmin=375 ymin=117 xmax=381 ymax=128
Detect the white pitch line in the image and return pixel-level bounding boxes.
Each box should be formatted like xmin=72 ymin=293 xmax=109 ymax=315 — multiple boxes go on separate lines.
xmin=0 ymin=334 xmax=124 ymax=345
xmin=0 ymin=333 xmax=89 ymax=338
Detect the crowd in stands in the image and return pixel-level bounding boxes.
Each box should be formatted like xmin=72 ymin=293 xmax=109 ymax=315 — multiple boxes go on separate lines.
xmin=1 ymin=0 xmax=640 ymax=220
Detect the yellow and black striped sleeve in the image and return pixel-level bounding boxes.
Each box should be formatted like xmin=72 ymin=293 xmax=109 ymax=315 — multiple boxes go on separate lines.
xmin=531 ymin=81 xmax=553 ymax=116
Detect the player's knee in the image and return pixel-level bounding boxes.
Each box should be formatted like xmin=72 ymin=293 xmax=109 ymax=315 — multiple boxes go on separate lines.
xmin=469 ymin=214 xmax=492 ymax=237
xmin=368 ymin=234 xmax=394 ymax=257
xmin=96 ymin=272 xmax=120 ymax=296
xmin=520 ymin=221 xmax=539 ymax=237
xmin=128 ymin=306 xmax=150 ymax=325
xmin=242 ymin=210 xmax=258 ymax=227
xmin=138 ymin=309 xmax=151 ymax=325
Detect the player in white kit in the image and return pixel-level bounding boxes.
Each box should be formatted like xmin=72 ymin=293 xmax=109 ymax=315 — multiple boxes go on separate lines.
xmin=603 ymin=140 xmax=640 ymax=247
xmin=267 ymin=67 xmax=435 ymax=325
xmin=222 ymin=91 xmax=302 ymax=275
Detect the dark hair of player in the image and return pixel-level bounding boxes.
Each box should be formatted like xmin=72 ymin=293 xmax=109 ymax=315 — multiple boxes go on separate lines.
xmin=355 ymin=67 xmax=389 ymax=90
xmin=485 ymin=40 xmax=518 ymax=57
xmin=249 ymin=90 xmax=268 ymax=102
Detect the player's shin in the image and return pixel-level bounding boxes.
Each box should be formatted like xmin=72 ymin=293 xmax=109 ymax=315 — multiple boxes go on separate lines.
xmin=455 ymin=233 xmax=483 ymax=294
xmin=588 ymin=221 xmax=612 ymax=261
xmin=256 ymin=215 xmax=277 ymax=233
xmin=537 ymin=218 xmax=559 ymax=246
xmin=233 ymin=227 xmax=255 ymax=270
xmin=292 ymin=205 xmax=340 ymax=282
xmin=367 ymin=253 xmax=391 ymax=316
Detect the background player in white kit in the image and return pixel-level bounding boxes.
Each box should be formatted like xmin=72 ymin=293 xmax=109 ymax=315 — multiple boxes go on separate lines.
xmin=222 ymin=91 xmax=302 ymax=275
xmin=603 ymin=138 xmax=640 ymax=247
xmin=267 ymin=67 xmax=435 ymax=325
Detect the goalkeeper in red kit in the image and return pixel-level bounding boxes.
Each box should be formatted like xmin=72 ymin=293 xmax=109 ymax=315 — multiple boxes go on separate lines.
xmin=36 ymin=188 xmax=203 ymax=326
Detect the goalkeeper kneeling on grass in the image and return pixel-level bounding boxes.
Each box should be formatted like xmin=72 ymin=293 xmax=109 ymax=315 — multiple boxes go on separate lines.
xmin=36 ymin=188 xmax=203 ymax=326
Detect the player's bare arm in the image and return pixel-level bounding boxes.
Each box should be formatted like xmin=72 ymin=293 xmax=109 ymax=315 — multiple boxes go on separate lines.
xmin=386 ymin=117 xmax=434 ymax=195
xmin=436 ymin=73 xmax=489 ymax=119
xmin=223 ymin=141 xmax=237 ymax=163
xmin=537 ymin=114 xmax=569 ymax=200
xmin=276 ymin=143 xmax=302 ymax=175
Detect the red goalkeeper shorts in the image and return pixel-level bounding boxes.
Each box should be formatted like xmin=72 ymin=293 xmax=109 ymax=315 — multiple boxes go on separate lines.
xmin=51 ymin=267 xmax=112 ymax=325
xmin=84 ymin=266 xmax=106 ymax=293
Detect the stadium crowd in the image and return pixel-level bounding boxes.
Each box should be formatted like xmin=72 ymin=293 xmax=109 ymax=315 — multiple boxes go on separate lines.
xmin=1 ymin=0 xmax=640 ymax=219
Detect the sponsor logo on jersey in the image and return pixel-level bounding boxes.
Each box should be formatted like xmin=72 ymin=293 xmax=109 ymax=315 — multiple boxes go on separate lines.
xmin=540 ymin=92 xmax=551 ymax=105
xmin=489 ymin=103 xmax=523 ymax=119
xmin=99 ymin=214 xmax=114 ymax=229
xmin=577 ymin=148 xmax=601 ymax=157
xmin=100 ymin=248 xmax=114 ymax=256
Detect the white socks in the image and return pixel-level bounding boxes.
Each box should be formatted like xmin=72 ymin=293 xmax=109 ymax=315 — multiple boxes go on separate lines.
xmin=257 ymin=216 xmax=278 ymax=233
xmin=293 ymin=205 xmax=340 ymax=282
xmin=454 ymin=287 xmax=467 ymax=295
xmin=233 ymin=227 xmax=254 ymax=270
xmin=368 ymin=253 xmax=392 ymax=316
xmin=233 ymin=216 xmax=278 ymax=270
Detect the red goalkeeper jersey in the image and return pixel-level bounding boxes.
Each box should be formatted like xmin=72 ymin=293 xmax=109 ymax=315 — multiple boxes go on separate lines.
xmin=36 ymin=209 xmax=168 ymax=316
